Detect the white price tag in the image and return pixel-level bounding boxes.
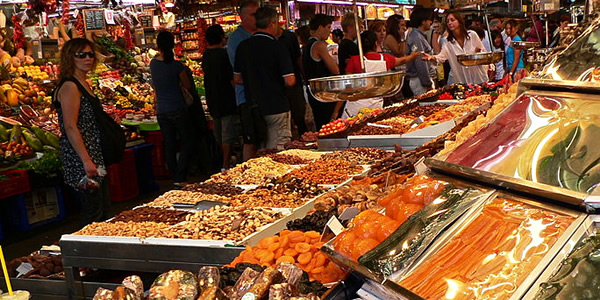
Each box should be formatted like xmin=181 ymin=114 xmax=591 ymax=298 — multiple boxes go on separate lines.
xmin=16 ymin=262 xmax=33 ymax=278
xmin=324 ymin=216 xmax=345 ymax=236
xmin=73 ymin=9 xmax=80 ymax=18
xmin=414 ymin=156 xmax=428 ymax=175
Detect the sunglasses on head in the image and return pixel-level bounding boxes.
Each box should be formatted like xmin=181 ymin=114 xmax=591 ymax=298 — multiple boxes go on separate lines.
xmin=74 ymin=51 xmax=95 ymax=59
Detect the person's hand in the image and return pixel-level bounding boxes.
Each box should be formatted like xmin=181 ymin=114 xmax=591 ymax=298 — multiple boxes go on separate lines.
xmin=421 ymin=53 xmax=434 ymax=61
xmin=475 ymin=47 xmax=483 ymax=53
xmin=408 ymin=51 xmax=422 ymax=61
xmin=83 ymin=159 xmax=98 ymax=178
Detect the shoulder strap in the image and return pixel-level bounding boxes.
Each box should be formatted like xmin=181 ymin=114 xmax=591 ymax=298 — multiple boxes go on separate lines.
xmin=53 ymin=77 xmax=96 ymax=109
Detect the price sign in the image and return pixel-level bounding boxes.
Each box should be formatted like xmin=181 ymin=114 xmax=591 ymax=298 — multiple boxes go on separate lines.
xmin=83 ymin=9 xmax=106 ymax=31
xmin=139 ymin=14 xmax=153 ymax=29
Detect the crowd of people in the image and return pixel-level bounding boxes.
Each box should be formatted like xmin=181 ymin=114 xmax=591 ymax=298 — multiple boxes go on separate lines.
xmin=156 ymin=1 xmax=569 ymax=178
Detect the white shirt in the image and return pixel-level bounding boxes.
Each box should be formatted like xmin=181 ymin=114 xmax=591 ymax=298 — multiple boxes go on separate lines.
xmin=433 ymin=30 xmax=489 ymax=85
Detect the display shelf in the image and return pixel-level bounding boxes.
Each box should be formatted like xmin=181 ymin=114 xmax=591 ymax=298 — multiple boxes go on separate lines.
xmin=0 ymin=277 xmax=119 ymax=300
xmin=60 ymin=235 xmax=243 ymax=299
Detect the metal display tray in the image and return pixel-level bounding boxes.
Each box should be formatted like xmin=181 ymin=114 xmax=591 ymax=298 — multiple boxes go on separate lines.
xmin=387 ymin=190 xmax=586 ymax=300
xmin=522 ymin=214 xmax=600 ymax=299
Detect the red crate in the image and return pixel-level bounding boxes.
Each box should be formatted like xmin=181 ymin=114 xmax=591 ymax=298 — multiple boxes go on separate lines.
xmin=144 ymin=131 xmax=165 ymax=167
xmin=107 ymin=149 xmax=139 ymax=202
xmin=0 ymin=170 xmax=31 ymax=199
xmin=153 ymin=164 xmax=169 ymax=178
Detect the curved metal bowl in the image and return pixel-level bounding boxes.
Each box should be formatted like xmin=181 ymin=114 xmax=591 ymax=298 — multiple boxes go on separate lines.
xmin=457 ymin=51 xmax=504 ymax=66
xmin=308 ymin=71 xmax=404 ymax=102
xmin=511 ymin=41 xmax=541 ymax=49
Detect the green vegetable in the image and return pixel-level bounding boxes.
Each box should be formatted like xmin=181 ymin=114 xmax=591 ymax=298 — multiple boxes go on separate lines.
xmin=45 ymin=131 xmax=60 ymax=149
xmin=0 ymin=122 xmax=8 ymax=141
xmin=22 ymin=131 xmax=43 ymax=152
xmin=16 ymin=150 xmax=62 ymax=179
xmin=30 ymin=125 xmax=50 ymax=145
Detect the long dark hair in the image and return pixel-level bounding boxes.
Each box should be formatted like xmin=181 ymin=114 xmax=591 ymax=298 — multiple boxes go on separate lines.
xmin=386 ymin=14 xmax=404 ymax=41
xmin=360 ymin=30 xmax=378 ymax=53
xmin=59 ymin=38 xmax=97 ymax=81
xmin=156 ymin=31 xmax=175 ymax=63
xmin=446 ymin=12 xmax=469 ymax=44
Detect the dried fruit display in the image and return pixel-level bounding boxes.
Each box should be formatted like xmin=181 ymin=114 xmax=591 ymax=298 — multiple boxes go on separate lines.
xmin=227 ymin=230 xmax=346 ymax=283
xmin=283 ymin=159 xmax=363 ymax=185
xmin=278 ymin=149 xmax=324 ymax=161
xmin=286 ymin=209 xmax=338 ymax=232
xmin=399 ymin=198 xmax=574 ymax=299
xmin=182 ymin=182 xmax=244 ymax=197
xmin=145 ymin=190 xmax=229 ymax=207
xmin=318 ymin=119 xmax=348 ymax=137
xmin=74 ymin=221 xmax=171 ymax=238
xmin=157 ymin=206 xmax=282 ymax=242
xmin=267 ymin=153 xmax=311 ymax=165
xmin=210 ymin=157 xmax=293 ymax=185
xmin=108 ymin=206 xmax=191 ymax=225
xmin=319 ymin=147 xmax=391 ymax=164
xmin=332 ymin=210 xmax=401 ymax=261
xmin=229 ymin=188 xmax=310 ymax=209
xmin=313 ymin=183 xmax=387 ymax=214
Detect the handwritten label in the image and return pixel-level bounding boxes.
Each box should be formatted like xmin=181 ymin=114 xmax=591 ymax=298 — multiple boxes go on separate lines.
xmin=83 ymin=9 xmax=106 ymax=31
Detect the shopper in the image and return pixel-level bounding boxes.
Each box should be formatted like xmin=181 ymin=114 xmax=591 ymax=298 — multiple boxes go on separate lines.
xmin=406 ymin=6 xmax=436 ymax=96
xmin=54 ymin=38 xmax=110 ymax=226
xmin=423 ymin=12 xmax=489 ymax=85
xmin=471 ymin=16 xmax=491 ymax=51
xmin=368 ymin=20 xmax=386 ymax=53
xmin=234 ymin=7 xmax=295 ymax=149
xmin=303 ymin=14 xmax=342 ymax=130
xmin=295 ymin=25 xmax=311 ymax=49
xmin=343 ymin=31 xmax=420 ymax=117
xmin=202 ymin=24 xmax=239 ymax=171
xmin=490 ymin=30 xmax=506 ymax=81
xmin=227 ymin=0 xmax=259 ymax=161
xmin=150 ymin=31 xmax=194 ymax=188
xmin=338 ymin=13 xmax=361 ymax=75
xmin=278 ymin=26 xmax=308 ymax=136
xmin=331 ymin=29 xmax=343 ymax=45
xmin=505 ymin=19 xmax=525 ymax=79
xmin=384 ymin=14 xmax=407 ymax=57
xmin=526 ymin=14 xmax=545 ymax=45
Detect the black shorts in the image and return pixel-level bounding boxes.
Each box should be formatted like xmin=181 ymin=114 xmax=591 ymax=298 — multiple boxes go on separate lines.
xmin=239 ymin=103 xmax=267 ymax=145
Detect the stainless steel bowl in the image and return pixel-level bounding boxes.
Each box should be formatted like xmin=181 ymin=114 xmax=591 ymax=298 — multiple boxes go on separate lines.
xmin=511 ymin=41 xmax=541 ymax=49
xmin=308 ymin=71 xmax=404 ymax=102
xmin=457 ymin=51 xmax=504 ymax=66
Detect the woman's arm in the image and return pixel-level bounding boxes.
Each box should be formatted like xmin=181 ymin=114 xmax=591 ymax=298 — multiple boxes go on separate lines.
xmin=58 ymin=82 xmax=97 ymax=177
xmin=394 ymin=51 xmax=422 ymax=66
xmin=179 ymin=68 xmax=192 ymax=90
xmin=313 ymin=41 xmax=340 ymax=75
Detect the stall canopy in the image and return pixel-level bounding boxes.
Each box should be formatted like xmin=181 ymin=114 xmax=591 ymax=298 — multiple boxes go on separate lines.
xmin=295 ymin=0 xmax=416 ymax=6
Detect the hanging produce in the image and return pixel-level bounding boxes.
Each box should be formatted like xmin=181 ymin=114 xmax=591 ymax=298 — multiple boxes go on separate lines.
xmin=61 ymin=0 xmax=70 ymax=25
xmin=123 ymin=18 xmax=134 ymax=50
xmin=197 ymin=18 xmax=208 ymax=55
xmin=74 ymin=11 xmax=84 ymax=36
xmin=12 ymin=15 xmax=24 ymax=50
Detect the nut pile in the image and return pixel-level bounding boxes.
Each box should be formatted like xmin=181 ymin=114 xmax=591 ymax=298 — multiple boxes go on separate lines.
xmin=320 ymin=147 xmax=391 ymax=164
xmin=230 ymin=188 xmax=309 ymax=208
xmin=210 ymin=157 xmax=293 ymax=185
xmin=156 ymin=206 xmax=282 ymax=241
xmin=182 ymin=182 xmax=244 ymax=197
xmin=314 ymin=184 xmax=385 ymax=214
xmin=265 ymin=177 xmax=327 ymax=199
xmin=284 ymin=159 xmax=363 ymax=185
xmin=108 ymin=206 xmax=192 ymax=225
xmin=278 ymin=149 xmax=324 ymax=161
xmin=74 ymin=221 xmax=171 ymax=238
xmin=267 ymin=153 xmax=311 ymax=165
xmin=146 ymin=190 xmax=229 ymax=207
xmin=400 ymin=104 xmax=449 ymax=118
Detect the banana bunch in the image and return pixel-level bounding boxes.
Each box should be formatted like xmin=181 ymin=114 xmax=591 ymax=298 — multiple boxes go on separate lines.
xmin=115 ymin=95 xmax=133 ymax=109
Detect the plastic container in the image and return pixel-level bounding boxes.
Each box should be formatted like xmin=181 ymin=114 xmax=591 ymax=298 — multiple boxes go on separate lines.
xmin=130 ymin=143 xmax=159 ymax=194
xmin=107 ymin=149 xmax=139 ymax=203
xmin=143 ymin=130 xmax=165 ymax=167
xmin=0 ymin=170 xmax=31 ymax=199
xmin=1 ymin=186 xmax=66 ymax=232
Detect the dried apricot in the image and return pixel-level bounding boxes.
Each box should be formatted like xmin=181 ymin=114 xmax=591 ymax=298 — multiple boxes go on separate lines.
xmin=276 ymin=255 xmax=295 ymax=264
xmin=274 ymin=247 xmax=284 ymax=259
xmin=279 ymin=235 xmax=289 ymax=249
xmin=305 ymin=231 xmax=321 ymax=239
xmin=298 ymin=252 xmax=313 ymax=265
xmin=313 ymin=252 xmax=327 ymax=267
xmin=258 ymin=251 xmax=275 ymax=265
xmin=279 ymin=230 xmax=291 ymax=236
xmin=311 ymin=266 xmax=324 ymax=274
xmin=258 ymin=237 xmax=276 ymax=249
xmin=295 ymin=242 xmax=311 ymax=253
xmin=284 ymin=248 xmax=298 ymax=257
xmin=267 ymin=242 xmax=280 ymax=252
xmin=289 ymin=231 xmax=306 ymax=242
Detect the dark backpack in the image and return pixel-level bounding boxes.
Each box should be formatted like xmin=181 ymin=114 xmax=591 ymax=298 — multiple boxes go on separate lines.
xmin=54 ymin=77 xmax=125 ymax=166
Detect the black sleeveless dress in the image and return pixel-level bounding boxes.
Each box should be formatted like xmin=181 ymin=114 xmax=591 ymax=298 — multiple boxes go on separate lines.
xmin=55 ymin=77 xmax=104 ymax=189
xmin=303 ymin=37 xmax=338 ymax=130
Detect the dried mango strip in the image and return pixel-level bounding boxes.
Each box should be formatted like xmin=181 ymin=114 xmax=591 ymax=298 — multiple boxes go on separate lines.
xmin=399 ymin=198 xmax=574 ymax=300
